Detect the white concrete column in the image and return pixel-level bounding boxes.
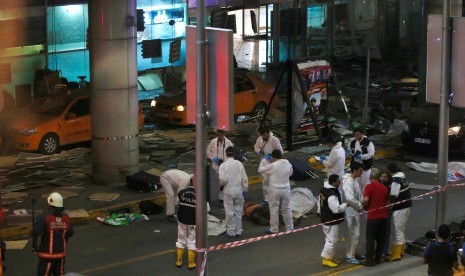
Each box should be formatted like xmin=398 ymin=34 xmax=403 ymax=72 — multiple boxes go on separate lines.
xmin=88 ymin=0 xmax=139 ymax=185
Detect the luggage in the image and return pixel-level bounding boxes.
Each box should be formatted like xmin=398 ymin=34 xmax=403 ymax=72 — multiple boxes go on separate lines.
xmin=233 ymin=146 xmax=247 ymax=162
xmin=126 ymin=171 xmax=161 ymax=192
xmin=288 ymin=157 xmax=318 ymax=180
xmin=405 ymin=236 xmax=432 ymax=257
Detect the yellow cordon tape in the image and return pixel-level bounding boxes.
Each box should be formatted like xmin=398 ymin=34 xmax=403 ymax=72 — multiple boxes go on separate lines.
xmin=196 ymin=182 xmax=465 ymax=253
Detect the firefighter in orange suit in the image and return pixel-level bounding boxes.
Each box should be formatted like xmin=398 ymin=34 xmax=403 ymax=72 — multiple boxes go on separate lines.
xmin=32 ymin=192 xmax=74 ymax=276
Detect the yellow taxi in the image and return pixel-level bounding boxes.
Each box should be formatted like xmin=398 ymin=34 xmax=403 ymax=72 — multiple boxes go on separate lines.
xmin=0 ymin=91 xmax=144 ymax=155
xmin=150 ymin=69 xmax=275 ymax=125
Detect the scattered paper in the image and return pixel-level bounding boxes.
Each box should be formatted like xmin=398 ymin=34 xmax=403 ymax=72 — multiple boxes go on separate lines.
xmin=3 ymin=192 xmax=28 ymax=200
xmin=12 ymin=209 xmax=29 ymax=215
xmin=5 ymin=240 xmax=29 ymax=250
xmin=145 ymin=167 xmax=162 ymax=176
xmin=0 ymin=156 xmax=19 ymax=168
xmin=88 ymin=193 xmax=120 ymax=201
xmin=65 ymin=209 xmax=89 ymax=218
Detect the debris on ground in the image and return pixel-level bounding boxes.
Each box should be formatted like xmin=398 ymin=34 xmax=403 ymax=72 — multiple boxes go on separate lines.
xmin=96 ymin=213 xmax=149 ymax=226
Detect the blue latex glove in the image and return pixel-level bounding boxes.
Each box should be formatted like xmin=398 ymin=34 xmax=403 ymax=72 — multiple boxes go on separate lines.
xmin=347 ymin=149 xmax=354 ymax=156
xmin=319 ymin=155 xmax=326 ymax=161
xmin=242 ymin=191 xmax=248 ymax=199
xmin=213 ymin=157 xmax=220 ymax=164
xmin=354 ymin=153 xmax=362 ymax=159
xmin=264 ymin=154 xmax=272 ymax=161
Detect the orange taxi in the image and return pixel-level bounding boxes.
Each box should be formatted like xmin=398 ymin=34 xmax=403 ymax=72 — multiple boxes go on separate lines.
xmin=0 ymin=91 xmax=144 ymax=155
xmin=150 ymin=69 xmax=275 ymax=125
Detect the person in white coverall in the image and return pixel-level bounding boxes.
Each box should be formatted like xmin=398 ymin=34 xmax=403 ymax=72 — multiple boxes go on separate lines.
xmin=341 ymin=162 xmax=364 ymax=264
xmin=386 ymin=163 xmax=412 ymax=261
xmin=349 ymin=128 xmax=375 ymax=193
xmin=258 ymin=149 xmax=294 ymax=234
xmin=207 ymin=129 xmax=234 ymax=202
xmin=219 ymin=146 xmax=249 ymax=237
xmin=160 ymin=169 xmax=192 ymax=222
xmin=254 ymin=126 xmax=283 ymax=203
xmin=318 ymin=174 xmax=348 ymax=268
xmin=320 ymin=137 xmax=346 ymax=181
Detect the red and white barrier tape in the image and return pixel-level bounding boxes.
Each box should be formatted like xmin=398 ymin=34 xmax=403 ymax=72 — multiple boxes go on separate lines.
xmin=196 ymin=182 xmax=465 ymax=253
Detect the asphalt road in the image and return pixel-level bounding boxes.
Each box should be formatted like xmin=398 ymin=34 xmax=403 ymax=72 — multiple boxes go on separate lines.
xmin=7 ymin=154 xmax=465 ymax=275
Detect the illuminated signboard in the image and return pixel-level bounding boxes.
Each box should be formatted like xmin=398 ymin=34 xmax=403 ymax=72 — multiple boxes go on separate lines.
xmin=149 ymin=9 xmax=184 ymax=25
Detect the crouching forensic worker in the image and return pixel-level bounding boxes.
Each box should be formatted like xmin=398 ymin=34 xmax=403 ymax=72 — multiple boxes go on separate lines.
xmin=32 ymin=192 xmax=74 ymax=276
xmin=175 ymin=176 xmax=210 ymax=270
xmin=318 ymin=174 xmax=348 ymax=268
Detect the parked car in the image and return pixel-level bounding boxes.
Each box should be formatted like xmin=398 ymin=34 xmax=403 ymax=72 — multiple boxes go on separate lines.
xmin=401 ymin=103 xmax=465 ymax=156
xmin=149 ymin=69 xmax=275 ymax=126
xmin=0 ymin=91 xmax=144 ymax=155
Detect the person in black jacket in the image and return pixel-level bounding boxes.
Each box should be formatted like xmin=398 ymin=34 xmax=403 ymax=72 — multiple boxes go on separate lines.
xmin=424 ymin=224 xmax=458 ymax=276
xmin=318 ymin=174 xmax=348 ymax=268
xmin=32 ymin=192 xmax=74 ymax=276
xmin=175 ymin=176 xmax=209 ymax=270
xmin=349 ymin=128 xmax=375 ymax=193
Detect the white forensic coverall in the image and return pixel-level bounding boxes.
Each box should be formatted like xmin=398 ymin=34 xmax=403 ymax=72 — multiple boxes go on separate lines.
xmin=390 ymin=171 xmax=410 ymax=245
xmin=219 ymin=157 xmax=249 ymax=236
xmin=341 ymin=173 xmax=364 ymax=259
xmin=254 ymin=133 xmax=283 ymax=200
xmin=207 ymin=136 xmax=234 ymax=200
xmin=160 ymin=169 xmax=191 ymax=216
xmin=323 ymin=141 xmax=346 ymax=180
xmin=352 ymin=136 xmax=375 ymax=192
xmin=258 ymin=158 xmax=293 ymax=233
xmin=207 ymin=137 xmax=234 ymax=171
xmin=318 ymin=181 xmax=347 ymax=260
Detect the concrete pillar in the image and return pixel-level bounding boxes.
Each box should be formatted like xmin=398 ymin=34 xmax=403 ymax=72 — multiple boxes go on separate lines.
xmin=88 ymin=0 xmax=139 ymax=185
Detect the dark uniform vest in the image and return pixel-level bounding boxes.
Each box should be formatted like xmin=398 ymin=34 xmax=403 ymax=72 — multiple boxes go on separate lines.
xmin=177 ymin=186 xmax=196 ymax=225
xmin=391 ymin=176 xmax=412 ymax=211
xmin=350 ymin=137 xmax=373 ymax=171
xmin=319 ymin=187 xmax=345 ymax=226
xmin=37 ymin=210 xmax=72 ymax=259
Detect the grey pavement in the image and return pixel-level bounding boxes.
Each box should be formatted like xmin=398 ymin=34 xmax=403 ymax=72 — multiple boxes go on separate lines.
xmin=341 ymin=254 xmax=427 ymax=276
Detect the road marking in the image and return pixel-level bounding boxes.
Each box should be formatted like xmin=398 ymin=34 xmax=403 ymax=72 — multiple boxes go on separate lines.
xmin=79 ymin=249 xmax=175 ymax=274
xmin=310 ymin=264 xmax=362 ymax=276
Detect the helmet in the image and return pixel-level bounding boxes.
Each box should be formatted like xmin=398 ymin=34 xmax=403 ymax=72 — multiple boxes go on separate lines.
xmin=47 ymin=192 xmax=63 ymax=207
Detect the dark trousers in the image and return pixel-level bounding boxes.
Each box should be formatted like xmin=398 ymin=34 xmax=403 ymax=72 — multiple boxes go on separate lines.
xmin=383 ymin=211 xmax=392 ymax=255
xmin=366 ymin=218 xmax=387 ymax=263
xmin=37 ymin=258 xmax=65 ymax=276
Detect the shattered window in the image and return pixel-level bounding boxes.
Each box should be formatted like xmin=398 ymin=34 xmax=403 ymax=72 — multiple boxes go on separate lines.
xmin=68 ymin=98 xmax=90 ymax=117
xmin=36 ymin=95 xmax=66 ymax=117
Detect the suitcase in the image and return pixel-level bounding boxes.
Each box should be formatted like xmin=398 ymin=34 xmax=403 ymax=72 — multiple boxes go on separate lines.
xmin=288 ymin=157 xmax=318 ymax=180
xmin=126 ymin=171 xmax=161 ymax=192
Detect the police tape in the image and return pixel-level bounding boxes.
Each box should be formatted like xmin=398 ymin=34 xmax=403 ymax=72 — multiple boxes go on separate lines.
xmin=200 ymin=252 xmax=207 ymax=276
xmin=195 ymin=182 xmax=465 ymax=253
